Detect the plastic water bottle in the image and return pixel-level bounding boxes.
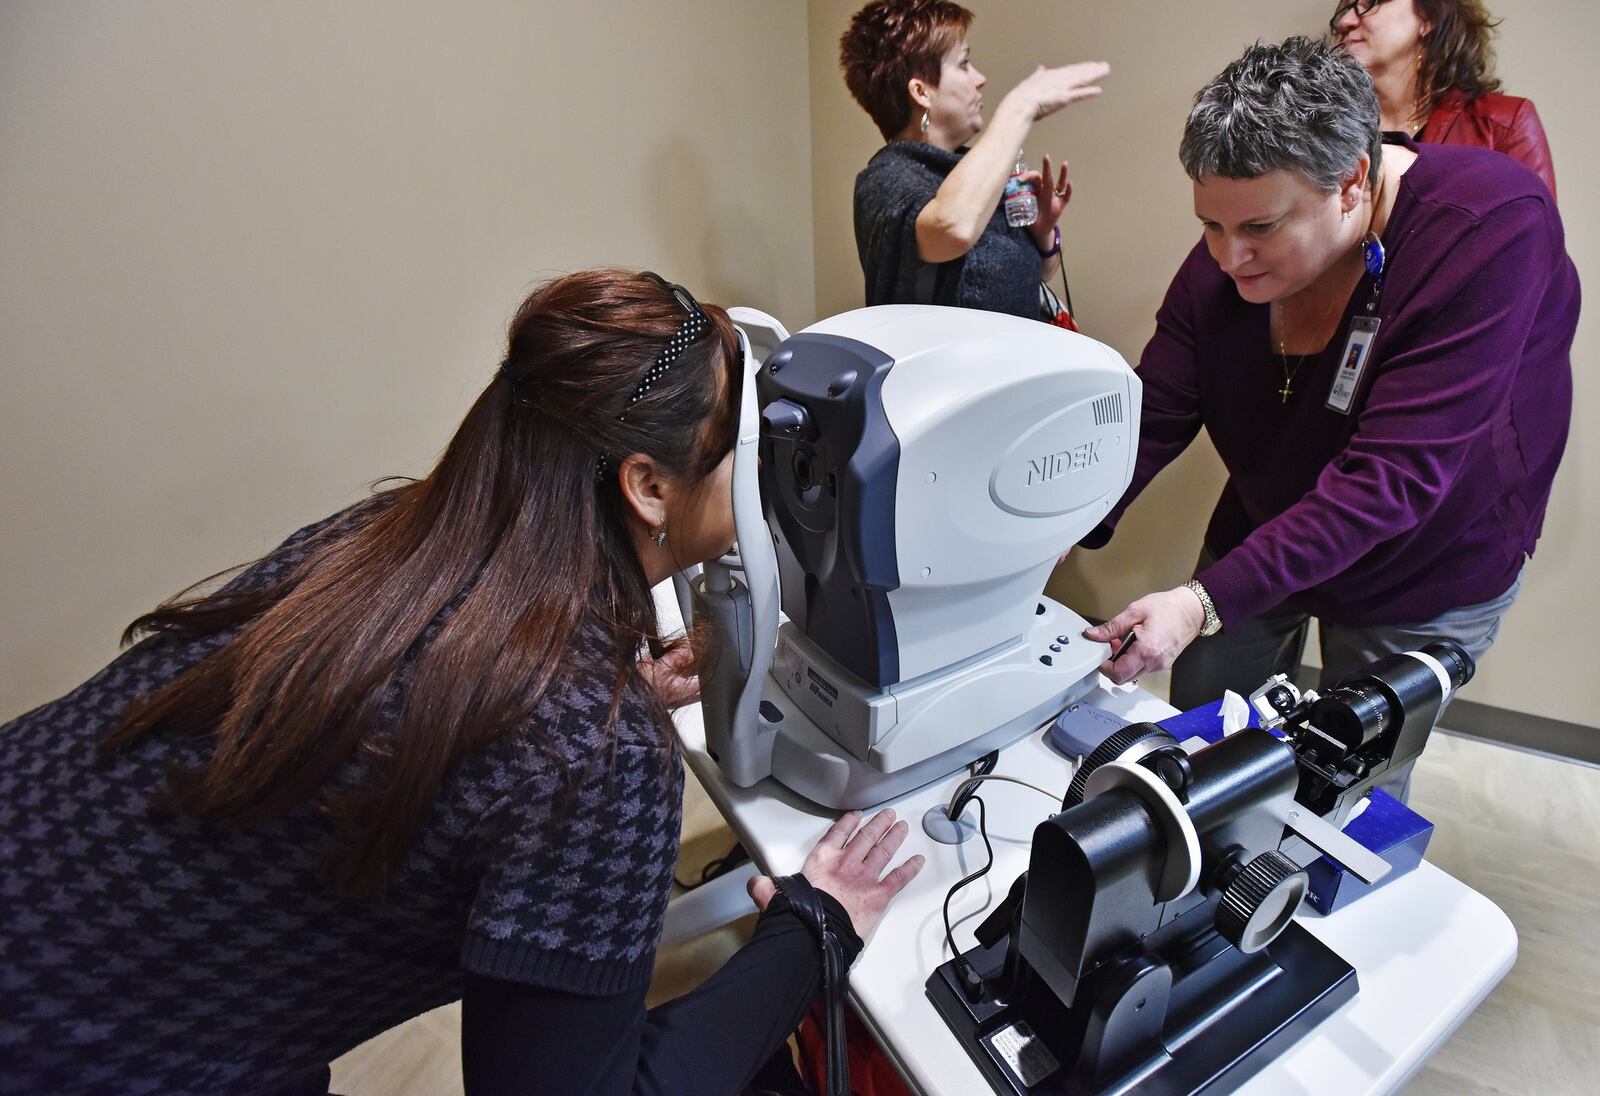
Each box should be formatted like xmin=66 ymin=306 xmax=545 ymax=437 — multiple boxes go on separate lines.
xmin=1003 ymin=149 xmax=1038 ymax=227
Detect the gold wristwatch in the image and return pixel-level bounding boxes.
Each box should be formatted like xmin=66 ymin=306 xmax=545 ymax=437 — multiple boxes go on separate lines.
xmin=1184 ymin=579 xmax=1222 ymax=637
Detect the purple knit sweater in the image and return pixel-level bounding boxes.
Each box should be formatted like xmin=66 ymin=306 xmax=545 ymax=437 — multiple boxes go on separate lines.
xmin=1086 ymin=140 xmax=1578 ymax=628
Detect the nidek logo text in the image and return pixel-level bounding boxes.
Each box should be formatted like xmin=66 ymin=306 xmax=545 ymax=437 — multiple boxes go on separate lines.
xmin=1026 ymin=440 xmax=1100 ymax=485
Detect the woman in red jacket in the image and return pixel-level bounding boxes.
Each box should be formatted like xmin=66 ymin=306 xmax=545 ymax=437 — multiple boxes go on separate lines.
xmin=1332 ymin=0 xmax=1555 ymax=197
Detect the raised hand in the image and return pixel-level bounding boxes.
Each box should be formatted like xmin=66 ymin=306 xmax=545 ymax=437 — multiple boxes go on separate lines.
xmin=1007 ymin=61 xmax=1110 ymax=122
xmin=1038 ymin=153 xmax=1072 ymax=230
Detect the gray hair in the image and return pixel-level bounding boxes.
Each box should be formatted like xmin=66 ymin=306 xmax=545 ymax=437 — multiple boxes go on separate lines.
xmin=1180 ymin=37 xmax=1382 ymax=192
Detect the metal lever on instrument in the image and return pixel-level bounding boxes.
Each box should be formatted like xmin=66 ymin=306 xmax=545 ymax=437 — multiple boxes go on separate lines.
xmin=1275 ymin=802 xmax=1393 ymax=886
xmin=671 ymin=568 xmax=700 ymax=633
xmin=693 ymin=310 xmax=788 ymax=788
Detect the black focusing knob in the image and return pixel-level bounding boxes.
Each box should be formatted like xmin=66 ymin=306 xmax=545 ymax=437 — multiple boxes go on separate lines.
xmin=1063 ymin=723 xmax=1178 ymax=808
xmin=1215 ymin=850 xmax=1309 ymax=954
xmin=1141 ymin=745 xmax=1194 ymax=803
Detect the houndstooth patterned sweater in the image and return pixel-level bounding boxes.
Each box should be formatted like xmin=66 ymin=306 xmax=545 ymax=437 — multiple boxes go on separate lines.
xmin=0 ymin=515 xmax=683 ymax=1094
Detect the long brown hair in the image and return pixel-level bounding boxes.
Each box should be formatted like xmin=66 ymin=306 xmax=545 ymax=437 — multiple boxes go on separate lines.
xmin=100 ymin=269 xmax=739 ymax=896
xmin=1414 ymin=0 xmax=1502 ymax=109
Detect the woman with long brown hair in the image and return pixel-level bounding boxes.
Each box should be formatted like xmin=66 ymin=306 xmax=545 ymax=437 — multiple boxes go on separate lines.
xmin=1332 ymin=0 xmax=1555 ymax=196
xmin=0 ymin=269 xmax=923 ymax=1095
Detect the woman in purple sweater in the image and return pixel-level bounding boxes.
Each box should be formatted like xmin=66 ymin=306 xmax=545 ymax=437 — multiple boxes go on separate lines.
xmin=1079 ymin=39 xmax=1576 ymax=767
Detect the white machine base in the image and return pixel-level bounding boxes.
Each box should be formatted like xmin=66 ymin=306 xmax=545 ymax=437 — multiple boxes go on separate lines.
xmin=756 ymin=598 xmax=1106 ymax=809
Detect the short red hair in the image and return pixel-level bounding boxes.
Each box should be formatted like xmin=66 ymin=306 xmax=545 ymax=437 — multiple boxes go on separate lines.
xmin=840 ymin=0 xmax=975 ymax=141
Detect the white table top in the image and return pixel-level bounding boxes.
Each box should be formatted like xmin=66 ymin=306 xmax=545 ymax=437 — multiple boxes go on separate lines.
xmin=659 ymin=585 xmax=1517 ymax=1095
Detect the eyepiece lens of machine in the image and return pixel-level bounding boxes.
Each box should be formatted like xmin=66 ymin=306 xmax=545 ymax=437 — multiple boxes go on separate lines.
xmin=1308 ymin=642 xmax=1476 ymax=762
xmin=793 ymin=449 xmax=815 ymax=490
xmin=1422 ymin=639 xmax=1475 ymax=687
xmin=790 ymin=445 xmax=825 ymax=507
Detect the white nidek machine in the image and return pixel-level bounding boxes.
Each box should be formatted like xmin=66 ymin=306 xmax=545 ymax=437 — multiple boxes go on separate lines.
xmin=690 ymin=305 xmax=1140 ymax=808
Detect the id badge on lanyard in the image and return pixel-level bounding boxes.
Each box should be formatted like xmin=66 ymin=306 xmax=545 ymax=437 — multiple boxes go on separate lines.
xmin=1326 ymin=232 xmax=1390 ymax=415
xmin=1326 ymin=315 xmax=1380 ymax=414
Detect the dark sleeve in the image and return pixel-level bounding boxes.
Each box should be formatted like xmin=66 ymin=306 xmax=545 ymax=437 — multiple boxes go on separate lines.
xmin=854 ymin=155 xmax=946 ymax=306
xmin=460 ymin=891 xmax=862 ymax=1096
xmin=1197 ymin=198 xmax=1559 ymax=626
xmin=1079 ymin=243 xmax=1207 ymax=549
xmin=459 ymin=735 xmax=683 ymax=997
xmin=1500 ymin=98 xmax=1557 ymax=201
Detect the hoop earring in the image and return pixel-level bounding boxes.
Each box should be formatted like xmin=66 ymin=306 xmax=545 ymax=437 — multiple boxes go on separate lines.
xmin=920 ymin=110 xmax=929 ymax=134
xmin=652 ymin=526 xmax=668 ymax=547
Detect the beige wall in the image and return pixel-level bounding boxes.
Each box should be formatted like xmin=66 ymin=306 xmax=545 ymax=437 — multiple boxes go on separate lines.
xmin=0 ymin=0 xmax=815 ymax=720
xmin=4 ymin=0 xmax=1594 ymax=729
xmin=806 ymin=0 xmax=1598 ymax=726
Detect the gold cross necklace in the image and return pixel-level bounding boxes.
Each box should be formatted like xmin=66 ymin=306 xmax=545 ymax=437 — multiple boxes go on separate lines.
xmin=1273 ymin=172 xmax=1390 ymax=403
xmin=1274 ymin=289 xmax=1343 ymax=403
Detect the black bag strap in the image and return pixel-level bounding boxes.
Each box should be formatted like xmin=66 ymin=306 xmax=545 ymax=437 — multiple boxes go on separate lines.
xmin=1039 ymin=280 xmax=1063 ymax=320
xmin=773 ymin=873 xmax=850 ymax=1096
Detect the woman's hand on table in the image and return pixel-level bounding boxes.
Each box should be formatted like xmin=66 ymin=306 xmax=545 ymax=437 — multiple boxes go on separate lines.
xmin=748 ymin=809 xmax=925 ymax=938
xmin=1083 ymin=585 xmax=1207 ymax=685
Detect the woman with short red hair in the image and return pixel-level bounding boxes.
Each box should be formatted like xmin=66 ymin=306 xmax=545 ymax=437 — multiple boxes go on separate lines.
xmin=840 ymin=0 xmax=1107 ymax=319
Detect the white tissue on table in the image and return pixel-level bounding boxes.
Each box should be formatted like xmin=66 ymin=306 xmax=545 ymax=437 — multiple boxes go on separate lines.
xmin=1344 ymin=795 xmax=1372 ymax=826
xmin=1219 ymin=690 xmax=1251 ymax=735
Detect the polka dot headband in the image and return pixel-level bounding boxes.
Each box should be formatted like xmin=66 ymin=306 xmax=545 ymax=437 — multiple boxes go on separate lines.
xmin=620 ymin=275 xmax=709 ymax=419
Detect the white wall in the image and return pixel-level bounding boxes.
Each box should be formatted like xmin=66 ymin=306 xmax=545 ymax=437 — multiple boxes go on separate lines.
xmin=0 ymin=0 xmax=816 ymax=720
xmin=806 ymin=0 xmax=1597 ymax=727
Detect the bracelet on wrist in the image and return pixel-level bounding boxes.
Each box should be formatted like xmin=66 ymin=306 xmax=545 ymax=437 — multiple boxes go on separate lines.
xmin=1033 ymin=224 xmax=1061 ymax=258
xmin=1184 ymin=578 xmax=1222 ymax=637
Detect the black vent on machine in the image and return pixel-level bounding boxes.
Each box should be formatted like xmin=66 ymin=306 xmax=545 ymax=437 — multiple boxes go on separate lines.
xmin=1093 ymin=393 xmax=1123 ymax=426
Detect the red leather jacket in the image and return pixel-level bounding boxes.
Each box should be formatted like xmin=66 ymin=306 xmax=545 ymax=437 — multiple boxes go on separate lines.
xmin=1420 ymin=89 xmax=1557 ymax=199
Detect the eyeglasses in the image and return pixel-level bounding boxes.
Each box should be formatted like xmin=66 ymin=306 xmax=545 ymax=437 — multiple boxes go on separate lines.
xmin=1330 ymin=0 xmax=1390 ymax=32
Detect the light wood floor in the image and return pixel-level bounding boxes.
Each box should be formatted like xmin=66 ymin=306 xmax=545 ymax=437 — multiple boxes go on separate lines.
xmin=331 ymin=730 xmax=1600 ymax=1095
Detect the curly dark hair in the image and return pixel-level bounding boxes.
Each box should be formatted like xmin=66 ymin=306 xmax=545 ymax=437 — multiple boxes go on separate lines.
xmin=839 ymin=0 xmax=974 ymax=141
xmin=1415 ymin=0 xmax=1503 ymax=109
